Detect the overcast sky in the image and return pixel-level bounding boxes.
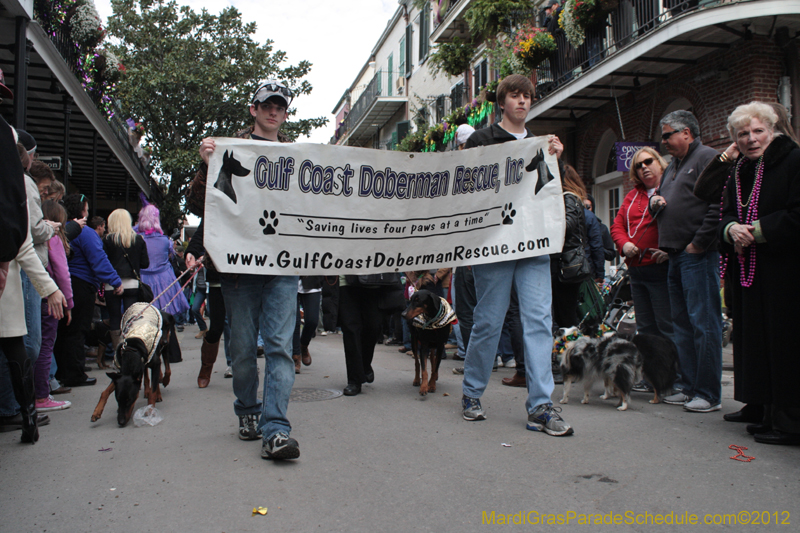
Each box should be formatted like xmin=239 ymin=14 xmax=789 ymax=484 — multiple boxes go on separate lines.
xmin=95 ymin=0 xmax=400 ymax=144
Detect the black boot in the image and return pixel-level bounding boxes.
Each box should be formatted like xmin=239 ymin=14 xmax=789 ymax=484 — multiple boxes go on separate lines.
xmin=8 ymin=355 xmax=39 ymax=444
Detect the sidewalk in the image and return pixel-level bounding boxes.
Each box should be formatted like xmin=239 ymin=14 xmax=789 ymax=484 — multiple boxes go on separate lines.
xmin=1 ymin=324 xmax=797 ymax=532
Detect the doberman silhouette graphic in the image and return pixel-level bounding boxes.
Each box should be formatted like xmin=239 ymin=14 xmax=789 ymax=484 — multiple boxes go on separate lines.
xmin=525 ymin=149 xmax=556 ymax=195
xmin=214 ymin=150 xmax=250 ymax=203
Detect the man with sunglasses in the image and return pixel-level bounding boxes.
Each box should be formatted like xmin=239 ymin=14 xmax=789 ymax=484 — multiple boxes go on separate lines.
xmin=649 ymin=110 xmax=722 ymax=414
xmin=186 ymin=80 xmax=300 ymax=461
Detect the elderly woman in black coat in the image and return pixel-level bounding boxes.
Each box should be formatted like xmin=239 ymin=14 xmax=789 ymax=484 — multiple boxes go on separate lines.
xmin=719 ymin=101 xmax=800 ymax=445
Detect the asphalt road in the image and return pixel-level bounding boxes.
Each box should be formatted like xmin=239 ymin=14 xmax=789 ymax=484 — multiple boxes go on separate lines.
xmin=2 ymin=325 xmax=798 ymax=532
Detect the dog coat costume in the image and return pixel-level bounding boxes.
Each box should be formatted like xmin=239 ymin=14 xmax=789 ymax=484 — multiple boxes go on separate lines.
xmin=411 ymin=297 xmax=456 ymax=330
xmin=115 ymin=302 xmax=164 ymax=368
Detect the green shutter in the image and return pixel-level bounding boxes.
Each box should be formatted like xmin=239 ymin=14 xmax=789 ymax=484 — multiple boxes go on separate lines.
xmin=399 ymin=36 xmax=406 ymax=76
xmin=377 ymin=68 xmax=382 ymax=95
xmin=388 ymin=54 xmax=393 ymax=96
xmin=405 ymin=24 xmax=413 ymax=76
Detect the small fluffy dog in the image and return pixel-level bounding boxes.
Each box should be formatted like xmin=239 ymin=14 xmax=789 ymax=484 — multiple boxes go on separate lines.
xmin=557 ymin=327 xmax=677 ymax=411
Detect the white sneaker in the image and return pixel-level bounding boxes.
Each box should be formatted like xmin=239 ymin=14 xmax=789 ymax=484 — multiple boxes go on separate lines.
xmin=320 ymin=331 xmax=327 ymax=336
xmin=505 ymin=359 xmax=516 ymax=368
xmin=663 ymin=391 xmax=690 ymax=405
xmin=496 ymin=356 xmax=504 ymax=367
xmin=224 ymin=367 xmax=233 ymax=378
xmin=683 ymin=397 xmax=721 ymax=413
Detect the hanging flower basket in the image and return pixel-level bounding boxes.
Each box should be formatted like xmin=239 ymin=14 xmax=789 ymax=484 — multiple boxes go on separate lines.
xmin=512 ymin=25 xmax=557 ymax=71
xmin=99 ymin=48 xmax=125 ymax=83
xmin=481 ymin=80 xmax=499 ymax=103
xmin=569 ymin=0 xmax=607 ymax=31
xmin=69 ymin=2 xmax=105 ymax=49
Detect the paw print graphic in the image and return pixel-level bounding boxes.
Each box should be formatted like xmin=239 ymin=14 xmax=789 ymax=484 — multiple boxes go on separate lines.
xmin=259 ymin=210 xmax=279 ymax=235
xmin=501 ymin=203 xmax=516 ymax=225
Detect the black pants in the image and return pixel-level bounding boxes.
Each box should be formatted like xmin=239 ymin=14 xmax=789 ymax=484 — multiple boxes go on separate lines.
xmin=293 ymin=291 xmax=321 ymax=355
xmin=551 ymin=276 xmax=582 ymax=331
xmin=339 ymin=286 xmax=384 ymax=385
xmin=321 ymin=277 xmax=339 ymax=331
xmin=54 ymin=276 xmax=96 ymax=385
xmin=1 ymin=336 xmax=34 ymax=416
xmin=454 ymin=266 xmax=476 ymax=352
xmin=105 ymin=289 xmax=139 ymax=331
xmin=204 ymin=286 xmax=226 ymax=345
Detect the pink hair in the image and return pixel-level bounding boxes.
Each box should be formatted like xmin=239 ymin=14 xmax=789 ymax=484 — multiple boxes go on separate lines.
xmin=137 ymin=204 xmax=163 ymax=235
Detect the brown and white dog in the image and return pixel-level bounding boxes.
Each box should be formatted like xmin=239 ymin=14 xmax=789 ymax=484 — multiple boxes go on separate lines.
xmin=91 ymin=303 xmax=173 ymax=426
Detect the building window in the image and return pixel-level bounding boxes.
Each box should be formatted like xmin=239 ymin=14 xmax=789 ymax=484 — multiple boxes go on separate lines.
xmin=473 ymin=60 xmax=488 ymax=93
xmin=418 ymin=3 xmax=430 ymax=61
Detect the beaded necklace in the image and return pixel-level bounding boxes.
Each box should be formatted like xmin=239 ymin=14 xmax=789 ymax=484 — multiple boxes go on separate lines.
xmin=625 ymin=189 xmax=650 ymax=238
xmin=733 ymin=155 xmax=764 ymax=288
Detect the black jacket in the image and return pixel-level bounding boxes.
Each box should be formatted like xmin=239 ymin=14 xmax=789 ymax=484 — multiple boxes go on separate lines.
xmin=103 ymin=234 xmax=150 ymax=279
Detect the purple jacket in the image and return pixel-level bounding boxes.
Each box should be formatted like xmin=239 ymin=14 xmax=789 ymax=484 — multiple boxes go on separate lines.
xmin=46 ymin=236 xmax=74 ymax=309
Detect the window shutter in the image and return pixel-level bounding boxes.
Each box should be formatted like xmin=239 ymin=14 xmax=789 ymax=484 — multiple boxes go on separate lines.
xmin=388 ymin=54 xmax=393 ymax=97
xmin=405 ymin=24 xmax=413 ymax=77
xmin=377 ymin=68 xmax=382 ymax=95
xmin=419 ymin=4 xmax=429 ymax=61
xmin=399 ymin=36 xmax=406 ymax=77
xmin=397 ymin=120 xmax=410 ymax=142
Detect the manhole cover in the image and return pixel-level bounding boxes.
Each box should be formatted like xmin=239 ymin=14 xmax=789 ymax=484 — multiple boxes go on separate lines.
xmin=289 ymin=388 xmax=343 ymax=403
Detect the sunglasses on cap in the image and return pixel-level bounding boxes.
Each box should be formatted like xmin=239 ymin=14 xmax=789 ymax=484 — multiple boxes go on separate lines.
xmin=634 ymin=157 xmax=655 ymax=170
xmin=252 ymin=82 xmax=293 ymax=106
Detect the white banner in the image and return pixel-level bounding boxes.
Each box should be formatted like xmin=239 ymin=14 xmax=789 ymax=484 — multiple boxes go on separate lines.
xmin=204 ymin=136 xmax=565 ymax=275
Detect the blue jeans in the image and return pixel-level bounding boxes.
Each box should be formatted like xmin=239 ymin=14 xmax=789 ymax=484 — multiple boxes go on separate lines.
xmin=628 ymin=262 xmax=673 ymax=339
xmin=0 ymin=271 xmax=41 ymax=415
xmin=222 ymin=274 xmax=298 ymax=440
xmin=667 ymin=250 xmax=722 ymax=403
xmin=191 ymin=288 xmax=207 ymax=331
xmin=462 ymin=256 xmax=554 ymax=412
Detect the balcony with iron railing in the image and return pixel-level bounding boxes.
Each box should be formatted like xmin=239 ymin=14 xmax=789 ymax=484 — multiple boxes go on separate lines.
xmin=339 ymin=69 xmax=407 ymax=146
xmin=39 ymin=13 xmax=151 ymax=180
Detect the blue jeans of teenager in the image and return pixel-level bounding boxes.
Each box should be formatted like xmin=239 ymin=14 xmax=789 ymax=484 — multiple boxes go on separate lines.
xmin=191 ymin=287 xmax=207 ymax=331
xmin=222 ymin=274 xmax=298 ymax=440
xmin=0 ymin=271 xmax=42 ymax=416
xmin=462 ymin=256 xmax=554 ymax=412
xmin=628 ymin=262 xmax=673 ymax=339
xmin=667 ymin=250 xmax=722 ymax=403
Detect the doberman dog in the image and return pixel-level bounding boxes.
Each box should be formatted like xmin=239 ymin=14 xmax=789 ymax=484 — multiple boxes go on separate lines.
xmin=525 ymin=148 xmax=556 ymax=194
xmin=214 ymin=150 xmax=250 ymax=204
xmin=402 ymin=289 xmax=456 ymax=396
xmin=91 ymin=305 xmax=174 ymax=427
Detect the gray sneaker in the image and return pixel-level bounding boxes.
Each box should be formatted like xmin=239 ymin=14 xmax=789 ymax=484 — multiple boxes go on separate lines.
xmin=453 ymin=367 xmax=464 ymax=375
xmin=683 ymin=397 xmax=721 ymax=413
xmin=238 ymin=414 xmax=262 ymax=441
xmin=224 ymin=366 xmax=233 ymax=378
xmin=663 ymin=391 xmax=690 ymax=405
xmin=462 ymin=396 xmax=486 ymax=421
xmin=261 ymin=432 xmax=300 ymax=460
xmin=527 ymin=404 xmax=574 ymax=436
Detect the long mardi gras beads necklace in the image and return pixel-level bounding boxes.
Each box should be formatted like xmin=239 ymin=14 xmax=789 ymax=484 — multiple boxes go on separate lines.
xmin=733 ymin=155 xmax=764 ymax=288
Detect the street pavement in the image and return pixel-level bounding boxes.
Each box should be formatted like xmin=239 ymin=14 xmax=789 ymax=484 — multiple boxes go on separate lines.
xmin=2 ymin=325 xmax=798 ymax=532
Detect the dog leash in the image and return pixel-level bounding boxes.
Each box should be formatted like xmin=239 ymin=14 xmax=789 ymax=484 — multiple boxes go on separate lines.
xmin=126 ymin=263 xmax=202 ymax=324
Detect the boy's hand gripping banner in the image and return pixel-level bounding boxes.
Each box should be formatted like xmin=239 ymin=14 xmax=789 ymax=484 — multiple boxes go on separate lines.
xmin=204 ymin=137 xmax=565 ymax=275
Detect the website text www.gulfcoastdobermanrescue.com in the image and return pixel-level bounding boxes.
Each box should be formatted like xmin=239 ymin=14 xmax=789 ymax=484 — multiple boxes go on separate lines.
xmin=224 ymin=238 xmax=553 ymax=271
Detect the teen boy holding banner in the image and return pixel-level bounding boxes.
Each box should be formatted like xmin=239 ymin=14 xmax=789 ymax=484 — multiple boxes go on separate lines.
xmin=460 ymin=74 xmax=574 ymax=437
xmin=186 ymin=80 xmax=301 ymax=460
